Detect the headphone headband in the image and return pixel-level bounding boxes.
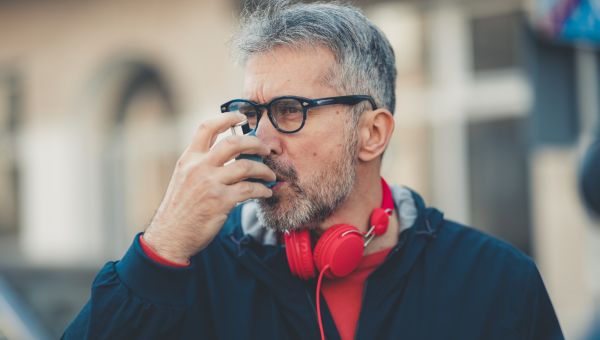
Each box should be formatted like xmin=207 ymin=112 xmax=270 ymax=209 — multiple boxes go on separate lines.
xmin=380 ymin=177 xmax=394 ymax=211
xmin=363 ymin=178 xmax=394 ymax=246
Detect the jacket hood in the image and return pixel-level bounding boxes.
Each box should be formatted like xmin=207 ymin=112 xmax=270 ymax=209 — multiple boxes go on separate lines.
xmin=220 ymin=186 xmax=443 ymax=266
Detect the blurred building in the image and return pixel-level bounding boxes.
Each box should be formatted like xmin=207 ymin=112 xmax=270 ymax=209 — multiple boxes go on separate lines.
xmin=0 ymin=0 xmax=598 ymax=338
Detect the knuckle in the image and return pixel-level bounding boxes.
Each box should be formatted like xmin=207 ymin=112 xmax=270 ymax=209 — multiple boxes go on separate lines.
xmin=238 ymin=160 xmax=254 ymax=174
xmin=181 ymin=154 xmax=211 ymax=173
xmin=207 ymin=188 xmax=222 ymax=200
xmin=203 ymin=182 xmax=222 ymax=199
xmin=179 ymin=158 xmax=199 ymax=176
xmin=175 ymin=155 xmax=188 ymax=169
xmin=196 ymin=174 xmax=213 ymax=187
xmin=224 ymin=136 xmax=241 ymax=148
xmin=239 ymin=181 xmax=255 ymax=196
xmin=196 ymin=121 xmax=210 ymax=133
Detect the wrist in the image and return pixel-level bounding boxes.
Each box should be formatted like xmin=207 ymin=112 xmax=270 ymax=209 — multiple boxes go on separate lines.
xmin=140 ymin=232 xmax=190 ymax=266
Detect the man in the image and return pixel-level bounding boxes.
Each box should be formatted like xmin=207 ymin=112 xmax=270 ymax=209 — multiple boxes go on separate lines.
xmin=63 ymin=2 xmax=563 ymax=339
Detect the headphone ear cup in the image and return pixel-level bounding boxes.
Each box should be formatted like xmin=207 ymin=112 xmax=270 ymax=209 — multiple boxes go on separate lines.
xmin=284 ymin=230 xmax=316 ymax=280
xmin=313 ymin=224 xmax=364 ymax=279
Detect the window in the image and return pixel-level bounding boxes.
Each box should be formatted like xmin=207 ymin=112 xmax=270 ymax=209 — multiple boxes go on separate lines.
xmin=102 ymin=64 xmax=179 ymax=255
xmin=468 ymin=116 xmax=532 ymax=254
xmin=471 ymin=12 xmax=523 ymax=72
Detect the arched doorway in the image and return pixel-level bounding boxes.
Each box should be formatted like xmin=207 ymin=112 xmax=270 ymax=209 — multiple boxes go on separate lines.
xmin=78 ymin=58 xmax=181 ymax=259
xmin=101 ymin=62 xmax=180 ymax=256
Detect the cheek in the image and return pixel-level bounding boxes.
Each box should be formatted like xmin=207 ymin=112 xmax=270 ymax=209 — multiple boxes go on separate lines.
xmin=288 ymin=141 xmax=328 ymax=174
xmin=301 ymin=141 xmax=345 ymax=169
xmin=287 ymin=121 xmax=348 ymax=171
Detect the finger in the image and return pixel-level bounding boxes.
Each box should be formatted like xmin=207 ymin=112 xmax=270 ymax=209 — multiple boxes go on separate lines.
xmin=227 ymin=181 xmax=273 ymax=204
xmin=186 ymin=112 xmax=247 ymax=154
xmin=208 ymin=135 xmax=271 ymax=166
xmin=219 ymin=159 xmax=276 ymax=184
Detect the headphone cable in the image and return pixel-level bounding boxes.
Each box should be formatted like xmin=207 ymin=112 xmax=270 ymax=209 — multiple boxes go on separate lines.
xmin=316 ymin=265 xmax=330 ymax=340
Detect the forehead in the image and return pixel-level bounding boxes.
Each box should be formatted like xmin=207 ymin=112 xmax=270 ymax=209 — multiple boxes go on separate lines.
xmin=242 ymin=45 xmax=339 ymax=101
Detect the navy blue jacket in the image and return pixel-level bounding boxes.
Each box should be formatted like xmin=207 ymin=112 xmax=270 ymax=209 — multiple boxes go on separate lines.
xmin=63 ymin=188 xmax=563 ymax=339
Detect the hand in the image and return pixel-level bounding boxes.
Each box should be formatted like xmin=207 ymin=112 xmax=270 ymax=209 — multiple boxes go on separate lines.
xmin=142 ymin=113 xmax=275 ymax=263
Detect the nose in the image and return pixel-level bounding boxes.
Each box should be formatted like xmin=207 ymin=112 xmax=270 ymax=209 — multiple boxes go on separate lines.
xmin=255 ymin=111 xmax=283 ymax=156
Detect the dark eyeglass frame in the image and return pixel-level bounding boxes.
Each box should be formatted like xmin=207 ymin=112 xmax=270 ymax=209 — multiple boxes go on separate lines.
xmin=220 ymin=95 xmax=377 ymax=134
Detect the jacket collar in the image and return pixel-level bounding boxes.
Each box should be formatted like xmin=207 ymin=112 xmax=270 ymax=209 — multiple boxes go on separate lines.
xmin=219 ymin=186 xmax=444 ymax=293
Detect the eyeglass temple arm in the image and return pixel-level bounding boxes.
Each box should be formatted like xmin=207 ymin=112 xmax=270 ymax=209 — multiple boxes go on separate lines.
xmin=312 ymin=96 xmax=377 ymax=110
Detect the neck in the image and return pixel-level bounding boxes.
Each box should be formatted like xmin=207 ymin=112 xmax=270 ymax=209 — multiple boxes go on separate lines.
xmin=316 ymin=172 xmax=399 ymax=255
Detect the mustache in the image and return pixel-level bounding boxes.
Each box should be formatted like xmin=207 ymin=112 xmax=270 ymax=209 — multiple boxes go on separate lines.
xmin=263 ymin=157 xmax=298 ymax=183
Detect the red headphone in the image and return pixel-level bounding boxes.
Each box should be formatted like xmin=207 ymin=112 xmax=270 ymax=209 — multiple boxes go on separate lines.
xmin=284 ymin=178 xmax=394 ymax=280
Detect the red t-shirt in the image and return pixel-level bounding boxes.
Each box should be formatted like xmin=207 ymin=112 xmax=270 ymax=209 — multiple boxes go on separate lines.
xmin=139 ymin=234 xmax=391 ymax=339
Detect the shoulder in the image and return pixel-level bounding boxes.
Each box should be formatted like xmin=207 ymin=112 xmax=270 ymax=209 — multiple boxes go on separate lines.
xmin=438 ymin=220 xmax=531 ymax=263
xmin=426 ymin=219 xmax=537 ymax=284
xmin=408 ymin=217 xmax=561 ymax=338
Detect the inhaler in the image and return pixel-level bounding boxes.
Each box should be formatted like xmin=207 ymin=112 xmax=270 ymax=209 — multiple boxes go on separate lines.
xmin=230 ymin=122 xmax=276 ymax=188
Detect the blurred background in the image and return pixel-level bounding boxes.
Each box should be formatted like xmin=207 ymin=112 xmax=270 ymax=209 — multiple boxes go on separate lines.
xmin=0 ymin=0 xmax=599 ymax=338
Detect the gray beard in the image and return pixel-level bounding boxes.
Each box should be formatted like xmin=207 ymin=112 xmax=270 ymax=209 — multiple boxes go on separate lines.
xmin=256 ymin=128 xmax=358 ymax=232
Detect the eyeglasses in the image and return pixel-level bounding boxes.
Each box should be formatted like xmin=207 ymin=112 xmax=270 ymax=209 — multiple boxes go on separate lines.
xmin=220 ymin=95 xmax=377 ymax=134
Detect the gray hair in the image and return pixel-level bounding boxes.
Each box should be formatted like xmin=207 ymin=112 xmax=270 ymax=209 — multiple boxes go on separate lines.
xmin=232 ymin=0 xmax=397 ymax=115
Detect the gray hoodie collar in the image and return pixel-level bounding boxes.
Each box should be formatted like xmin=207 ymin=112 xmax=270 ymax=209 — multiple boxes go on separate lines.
xmin=240 ymin=185 xmax=418 ymax=246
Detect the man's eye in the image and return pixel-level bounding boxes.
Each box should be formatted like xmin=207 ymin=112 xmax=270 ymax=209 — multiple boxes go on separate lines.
xmin=280 ymin=106 xmax=301 ymax=115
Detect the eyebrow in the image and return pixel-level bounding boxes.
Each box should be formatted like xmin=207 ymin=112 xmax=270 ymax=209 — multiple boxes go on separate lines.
xmin=244 ymin=94 xmax=269 ymax=104
xmin=243 ymin=96 xmax=295 ymax=104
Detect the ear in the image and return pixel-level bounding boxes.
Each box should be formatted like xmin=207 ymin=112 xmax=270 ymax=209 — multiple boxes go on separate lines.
xmin=357 ymin=108 xmax=395 ymax=162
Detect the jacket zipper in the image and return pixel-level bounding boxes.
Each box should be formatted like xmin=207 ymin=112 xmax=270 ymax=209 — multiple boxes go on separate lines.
xmin=354 ymin=280 xmax=369 ymax=339
xmin=354 ymin=240 xmax=404 ymax=339
xmin=305 ymin=287 xmax=320 ymax=335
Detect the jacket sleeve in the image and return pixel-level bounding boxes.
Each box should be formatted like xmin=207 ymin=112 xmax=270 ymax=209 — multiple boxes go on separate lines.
xmin=525 ymin=263 xmax=564 ymax=340
xmin=61 ymin=234 xmax=205 ymax=339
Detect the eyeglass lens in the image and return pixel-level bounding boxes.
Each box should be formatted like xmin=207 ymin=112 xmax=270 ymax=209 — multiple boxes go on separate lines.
xmin=228 ymin=98 xmax=305 ymax=132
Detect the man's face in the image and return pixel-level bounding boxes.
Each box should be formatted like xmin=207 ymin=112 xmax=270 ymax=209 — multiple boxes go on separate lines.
xmin=243 ymin=46 xmax=359 ymax=231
